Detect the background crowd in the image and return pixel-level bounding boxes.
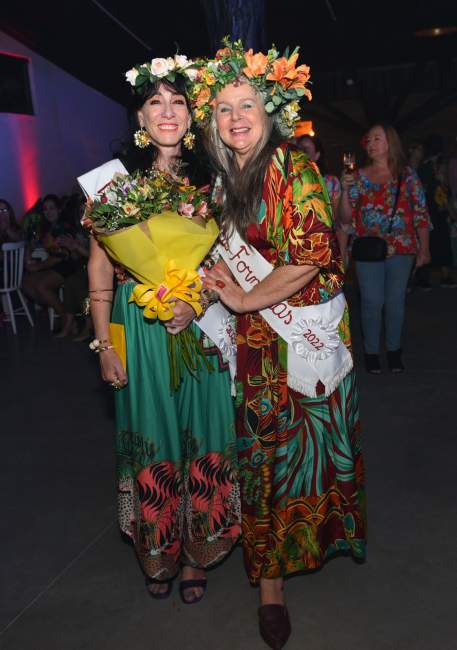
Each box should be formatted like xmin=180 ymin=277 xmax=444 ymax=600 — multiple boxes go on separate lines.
xmin=1 ymin=191 xmax=92 ymax=340
xmin=1 ymin=126 xmax=457 ymax=359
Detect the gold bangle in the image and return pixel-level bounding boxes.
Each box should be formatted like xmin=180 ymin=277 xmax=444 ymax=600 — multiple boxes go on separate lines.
xmin=88 ymin=289 xmax=114 ymax=292
xmin=98 ymin=345 xmax=115 ymax=353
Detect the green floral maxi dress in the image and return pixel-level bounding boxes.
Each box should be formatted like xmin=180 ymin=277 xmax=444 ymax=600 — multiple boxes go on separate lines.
xmin=111 ymin=281 xmax=241 ymax=580
xmin=235 ymin=145 xmax=366 ymax=584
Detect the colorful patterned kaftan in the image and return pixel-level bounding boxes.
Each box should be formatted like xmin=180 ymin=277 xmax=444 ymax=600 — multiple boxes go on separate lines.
xmin=235 ymin=145 xmax=366 ymax=584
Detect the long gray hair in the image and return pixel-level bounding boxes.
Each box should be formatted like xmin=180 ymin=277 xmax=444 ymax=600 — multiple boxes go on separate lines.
xmin=204 ymin=101 xmax=283 ymax=240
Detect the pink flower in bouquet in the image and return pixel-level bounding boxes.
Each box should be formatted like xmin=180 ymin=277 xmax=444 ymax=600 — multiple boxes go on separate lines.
xmin=80 ymin=215 xmax=93 ymax=231
xmin=195 ymin=201 xmax=208 ymax=218
xmin=178 ymin=202 xmax=195 ymax=217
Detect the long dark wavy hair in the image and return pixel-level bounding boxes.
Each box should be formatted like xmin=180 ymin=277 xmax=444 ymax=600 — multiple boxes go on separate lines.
xmin=122 ymin=76 xmax=210 ymax=187
xmin=204 ymin=109 xmax=283 ymax=239
xmin=40 ymin=194 xmax=72 ymax=237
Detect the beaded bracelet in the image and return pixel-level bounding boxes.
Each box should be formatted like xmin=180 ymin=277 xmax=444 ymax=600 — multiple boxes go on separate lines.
xmin=196 ymin=288 xmax=219 ymax=320
xmin=89 ymin=338 xmax=114 ymax=353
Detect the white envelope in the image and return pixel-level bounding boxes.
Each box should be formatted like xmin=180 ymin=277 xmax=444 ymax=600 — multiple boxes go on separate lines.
xmin=77 ymin=158 xmax=129 ymax=199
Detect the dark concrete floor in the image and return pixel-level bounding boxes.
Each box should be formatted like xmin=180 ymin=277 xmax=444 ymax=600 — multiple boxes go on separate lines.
xmin=1 ymin=286 xmax=456 ymax=650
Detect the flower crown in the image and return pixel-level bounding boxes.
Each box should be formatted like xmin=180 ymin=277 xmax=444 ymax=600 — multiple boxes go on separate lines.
xmin=188 ymin=37 xmax=312 ymax=136
xmin=125 ymin=54 xmax=199 ymax=95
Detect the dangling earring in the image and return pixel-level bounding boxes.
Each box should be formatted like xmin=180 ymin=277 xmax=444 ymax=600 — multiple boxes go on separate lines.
xmin=183 ymin=129 xmax=195 ymax=151
xmin=134 ymin=126 xmax=152 ymax=149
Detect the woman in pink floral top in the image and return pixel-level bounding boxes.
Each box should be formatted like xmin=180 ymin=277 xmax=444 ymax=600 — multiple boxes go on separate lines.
xmin=338 ymin=124 xmax=431 ymax=373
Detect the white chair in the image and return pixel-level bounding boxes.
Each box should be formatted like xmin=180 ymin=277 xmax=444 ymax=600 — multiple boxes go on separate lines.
xmin=1 ymin=241 xmax=34 ymax=334
xmin=48 ymin=285 xmax=64 ymax=331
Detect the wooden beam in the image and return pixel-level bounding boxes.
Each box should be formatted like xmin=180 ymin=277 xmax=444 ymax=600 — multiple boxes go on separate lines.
xmin=306 ymin=102 xmax=365 ymax=134
xmin=389 ymin=62 xmax=425 ymax=123
xmin=396 ymin=88 xmax=457 ymax=131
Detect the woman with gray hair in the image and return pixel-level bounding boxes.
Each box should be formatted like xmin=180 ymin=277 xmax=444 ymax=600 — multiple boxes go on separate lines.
xmin=191 ymin=39 xmax=366 ymax=649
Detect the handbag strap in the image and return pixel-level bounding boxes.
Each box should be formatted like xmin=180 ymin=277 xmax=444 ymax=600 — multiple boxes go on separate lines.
xmin=387 ymin=173 xmax=403 ymax=234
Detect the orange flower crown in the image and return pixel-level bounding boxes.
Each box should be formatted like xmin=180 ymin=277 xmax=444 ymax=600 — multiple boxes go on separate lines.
xmin=189 ymin=37 xmax=312 ymax=136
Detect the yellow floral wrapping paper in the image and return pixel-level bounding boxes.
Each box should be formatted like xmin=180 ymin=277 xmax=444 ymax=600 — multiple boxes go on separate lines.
xmin=98 ymin=211 xmax=219 ymax=320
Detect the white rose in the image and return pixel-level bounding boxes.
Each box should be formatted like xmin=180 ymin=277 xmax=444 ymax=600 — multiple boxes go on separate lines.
xmin=166 ymin=57 xmax=176 ymax=71
xmin=174 ymin=54 xmax=190 ymax=69
xmin=150 ymin=58 xmax=170 ymax=77
xmin=183 ymin=67 xmax=199 ymax=81
xmin=125 ymin=68 xmax=139 ymax=85
xmin=208 ymin=61 xmax=222 ymax=72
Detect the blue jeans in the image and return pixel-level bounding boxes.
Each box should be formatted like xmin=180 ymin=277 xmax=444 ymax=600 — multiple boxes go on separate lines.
xmin=355 ymin=255 xmax=414 ymax=354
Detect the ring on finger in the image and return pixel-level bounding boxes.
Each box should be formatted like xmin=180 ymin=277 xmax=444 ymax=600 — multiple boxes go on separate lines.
xmin=215 ymin=280 xmax=225 ymax=289
xmin=110 ymin=378 xmax=122 ymax=390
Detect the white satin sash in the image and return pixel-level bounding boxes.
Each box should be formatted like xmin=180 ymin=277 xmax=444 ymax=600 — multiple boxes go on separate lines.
xmin=194 ymin=295 xmax=237 ymax=392
xmin=217 ymin=231 xmax=353 ymax=397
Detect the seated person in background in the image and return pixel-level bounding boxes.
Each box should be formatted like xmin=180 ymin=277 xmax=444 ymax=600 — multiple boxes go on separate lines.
xmin=0 ymin=199 xmax=22 ymax=263
xmin=0 ymin=199 xmax=23 ymax=320
xmin=55 ymin=194 xmax=92 ymax=340
xmin=22 ymin=194 xmax=86 ymax=331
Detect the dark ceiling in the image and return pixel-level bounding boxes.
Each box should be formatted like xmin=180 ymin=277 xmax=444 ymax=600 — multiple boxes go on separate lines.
xmin=1 ymin=0 xmax=456 ymax=106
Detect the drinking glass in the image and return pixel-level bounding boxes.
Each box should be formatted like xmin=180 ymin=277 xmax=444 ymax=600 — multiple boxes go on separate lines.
xmin=343 ymin=152 xmax=356 ymax=174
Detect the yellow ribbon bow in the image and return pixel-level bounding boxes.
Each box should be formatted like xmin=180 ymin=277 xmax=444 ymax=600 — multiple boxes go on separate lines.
xmin=129 ymin=260 xmax=203 ymax=320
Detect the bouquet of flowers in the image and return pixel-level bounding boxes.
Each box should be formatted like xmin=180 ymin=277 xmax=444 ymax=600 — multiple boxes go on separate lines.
xmin=83 ymin=168 xmax=210 ymax=235
xmin=81 ymin=167 xmax=219 ymax=389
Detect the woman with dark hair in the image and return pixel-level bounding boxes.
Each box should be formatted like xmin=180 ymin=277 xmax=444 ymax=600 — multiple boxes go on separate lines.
xmin=0 ymin=199 xmax=22 ymax=278
xmin=0 ymin=199 xmax=22 ymax=245
xmin=87 ymin=55 xmax=240 ymax=604
xmin=0 ymin=199 xmax=22 ymax=268
xmin=22 ymin=194 xmax=86 ymax=324
xmin=123 ymin=74 xmax=210 ymax=187
xmin=338 ymin=123 xmax=431 ymax=373
xmin=193 ymin=40 xmax=366 ymax=649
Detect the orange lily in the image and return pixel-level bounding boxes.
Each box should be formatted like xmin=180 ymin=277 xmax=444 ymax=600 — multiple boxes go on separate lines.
xmin=290 ymin=64 xmax=311 ymax=93
xmin=243 ymin=49 xmax=268 ymax=78
xmin=267 ymin=52 xmax=311 ymax=90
